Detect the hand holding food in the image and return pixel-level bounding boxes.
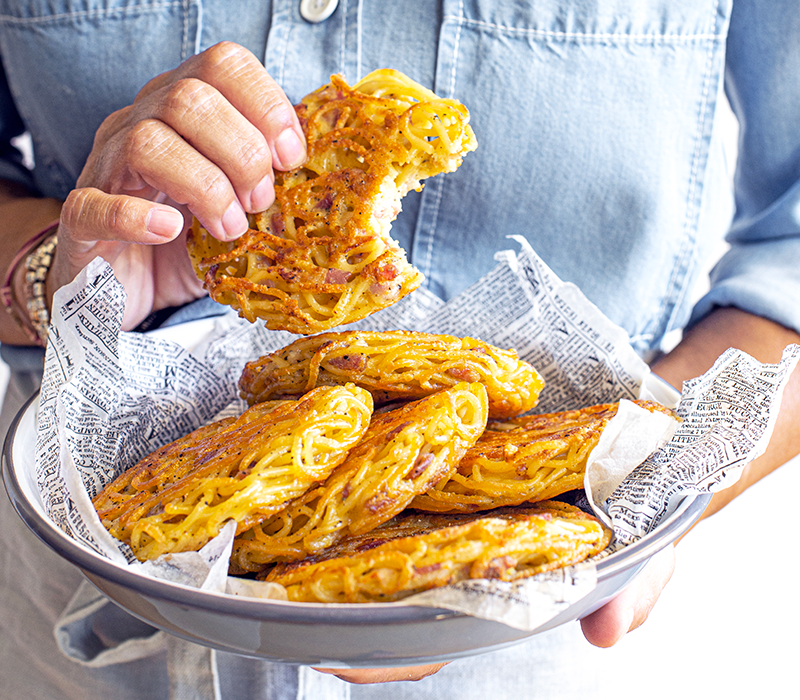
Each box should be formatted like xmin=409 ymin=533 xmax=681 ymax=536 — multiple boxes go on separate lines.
xmin=50 ymin=42 xmax=306 ymax=330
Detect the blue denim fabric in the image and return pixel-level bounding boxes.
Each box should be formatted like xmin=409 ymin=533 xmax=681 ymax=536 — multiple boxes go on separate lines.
xmin=689 ymin=0 xmax=800 ymax=334
xmin=1 ymin=2 xmax=799 ymax=699
xmin=3 ymin=0 xmax=798 ymax=359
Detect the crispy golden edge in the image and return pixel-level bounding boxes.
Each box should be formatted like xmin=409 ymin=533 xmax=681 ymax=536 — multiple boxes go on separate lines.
xmin=261 ymin=501 xmax=612 ymax=603
xmin=186 ymin=69 xmax=477 ymax=334
xmin=93 ymin=384 xmax=374 ymax=561
xmin=238 ymin=330 xmax=544 ymax=419
xmin=229 ymin=382 xmax=489 ymax=574
xmin=410 ymin=400 xmax=678 ymax=513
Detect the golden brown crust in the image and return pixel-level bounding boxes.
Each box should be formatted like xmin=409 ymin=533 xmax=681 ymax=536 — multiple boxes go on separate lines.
xmin=238 ymin=330 xmax=544 ymax=419
xmin=229 ymin=382 xmax=489 ymax=574
xmin=410 ymin=400 xmax=678 ymax=513
xmin=261 ymin=501 xmax=612 ymax=603
xmin=187 ymin=69 xmax=477 ymax=334
xmin=93 ymin=384 xmax=374 ymax=561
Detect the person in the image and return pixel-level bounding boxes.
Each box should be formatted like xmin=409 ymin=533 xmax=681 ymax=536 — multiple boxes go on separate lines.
xmin=0 ymin=0 xmax=798 ymax=698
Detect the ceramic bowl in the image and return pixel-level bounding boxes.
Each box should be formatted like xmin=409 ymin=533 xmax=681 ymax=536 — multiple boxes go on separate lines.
xmin=2 ymin=393 xmax=709 ymax=667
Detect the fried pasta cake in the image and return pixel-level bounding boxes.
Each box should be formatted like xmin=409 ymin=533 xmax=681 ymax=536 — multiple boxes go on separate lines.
xmin=238 ymin=330 xmax=544 ymax=419
xmin=230 ymin=382 xmax=489 ymax=574
xmin=93 ymin=384 xmax=373 ymax=561
xmin=411 ymin=400 xmax=677 ymax=513
xmin=187 ymin=69 xmax=478 ymax=334
xmin=261 ymin=501 xmax=612 ymax=603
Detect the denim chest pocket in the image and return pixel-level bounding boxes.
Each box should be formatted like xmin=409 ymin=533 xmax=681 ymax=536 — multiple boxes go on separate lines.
xmin=0 ymin=0 xmax=201 ymax=198
xmin=413 ymin=0 xmax=731 ymax=350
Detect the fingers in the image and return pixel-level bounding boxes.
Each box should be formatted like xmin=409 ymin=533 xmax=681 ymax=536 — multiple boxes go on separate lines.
xmin=149 ymin=79 xmax=276 ymax=211
xmin=138 ymin=41 xmax=306 ymax=171
xmin=95 ymin=115 xmax=252 ymax=241
xmin=579 ymin=545 xmax=675 ymax=648
xmin=61 ymin=187 xmax=185 ymax=245
xmin=54 ymin=188 xmax=205 ymax=331
xmin=81 ymin=42 xmax=306 ymax=243
xmin=313 ymin=663 xmax=448 ymax=685
xmin=58 ymin=185 xmax=184 ymax=281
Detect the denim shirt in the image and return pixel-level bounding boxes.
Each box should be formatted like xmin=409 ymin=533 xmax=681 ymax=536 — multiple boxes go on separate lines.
xmin=1 ymin=0 xmax=799 ymax=359
xmin=0 ymin=2 xmax=800 ymax=700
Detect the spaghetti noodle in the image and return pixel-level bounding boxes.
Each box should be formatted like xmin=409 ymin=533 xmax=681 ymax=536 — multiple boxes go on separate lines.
xmin=230 ymin=382 xmax=488 ymax=573
xmin=411 ymin=400 xmax=677 ymax=513
xmin=239 ymin=330 xmax=544 ymax=419
xmin=187 ymin=69 xmax=477 ymax=334
xmin=93 ymin=384 xmax=374 ymax=561
xmin=262 ymin=501 xmax=612 ymax=603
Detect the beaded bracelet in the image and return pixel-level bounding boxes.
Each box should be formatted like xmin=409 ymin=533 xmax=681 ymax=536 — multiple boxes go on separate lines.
xmin=1 ymin=220 xmax=59 ymax=346
xmin=24 ymin=230 xmax=58 ymax=345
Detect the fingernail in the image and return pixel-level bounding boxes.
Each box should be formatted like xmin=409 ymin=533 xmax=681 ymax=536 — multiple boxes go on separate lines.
xmin=222 ymin=201 xmax=249 ymax=240
xmin=146 ymin=208 xmax=184 ymax=239
xmin=250 ymin=175 xmax=275 ymax=212
xmin=274 ymin=128 xmax=306 ymax=170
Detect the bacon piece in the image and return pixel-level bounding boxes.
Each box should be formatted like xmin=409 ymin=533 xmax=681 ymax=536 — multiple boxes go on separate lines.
xmin=375 ymin=203 xmax=401 ymax=219
xmin=316 ymin=192 xmax=334 ymax=210
xmin=325 ymin=268 xmax=353 ymax=284
xmin=405 ymin=453 xmax=434 ymax=480
xmin=446 ymin=366 xmax=481 ymax=383
xmin=327 ymin=353 xmax=366 ymax=372
xmin=375 ymin=263 xmax=398 ymax=281
xmin=481 ymin=555 xmax=516 ymax=579
xmin=271 ymin=212 xmax=285 ymax=236
xmin=385 ymin=421 xmax=412 ymax=441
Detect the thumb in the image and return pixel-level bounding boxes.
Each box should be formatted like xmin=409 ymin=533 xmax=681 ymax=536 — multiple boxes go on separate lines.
xmin=61 ymin=187 xmax=185 ymax=248
xmin=579 ymin=544 xmax=675 ymax=648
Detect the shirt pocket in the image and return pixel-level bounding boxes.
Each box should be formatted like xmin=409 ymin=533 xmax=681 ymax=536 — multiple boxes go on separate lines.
xmin=0 ymin=0 xmax=201 ymax=198
xmin=413 ymin=0 xmax=730 ymax=350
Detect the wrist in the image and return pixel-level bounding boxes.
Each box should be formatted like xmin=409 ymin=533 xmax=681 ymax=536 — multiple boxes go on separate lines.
xmin=3 ymin=220 xmax=59 ymax=346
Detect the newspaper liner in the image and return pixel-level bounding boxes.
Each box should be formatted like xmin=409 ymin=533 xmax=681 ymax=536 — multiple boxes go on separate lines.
xmin=33 ymin=237 xmax=799 ymax=634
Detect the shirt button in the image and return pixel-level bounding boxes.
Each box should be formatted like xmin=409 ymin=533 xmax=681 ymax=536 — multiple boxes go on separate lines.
xmin=300 ymin=0 xmax=339 ymax=23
